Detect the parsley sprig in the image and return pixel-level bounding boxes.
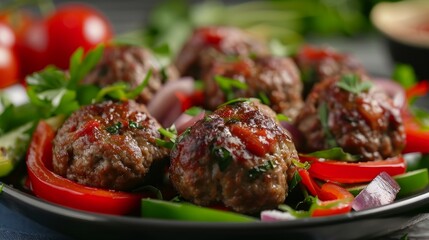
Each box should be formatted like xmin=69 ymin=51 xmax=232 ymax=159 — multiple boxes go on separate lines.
xmin=336 ymin=74 xmax=372 ymax=94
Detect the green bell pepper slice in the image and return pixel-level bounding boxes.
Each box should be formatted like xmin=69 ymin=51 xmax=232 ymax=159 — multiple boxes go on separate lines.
xmin=141 ymin=199 xmax=257 ymax=222
xmin=394 ymin=168 xmax=429 ymax=198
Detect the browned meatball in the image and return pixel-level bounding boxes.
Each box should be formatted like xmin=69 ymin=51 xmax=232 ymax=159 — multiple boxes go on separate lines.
xmin=293 ymin=45 xmax=366 ymax=97
xmin=294 ymin=74 xmax=405 ymax=161
xmin=202 ymin=55 xmax=304 ymax=120
xmin=175 ymin=26 xmax=268 ymax=78
xmin=169 ymin=100 xmax=297 ymax=214
xmin=52 ymin=100 xmax=169 ymax=191
xmin=83 ymin=45 xmax=179 ymax=104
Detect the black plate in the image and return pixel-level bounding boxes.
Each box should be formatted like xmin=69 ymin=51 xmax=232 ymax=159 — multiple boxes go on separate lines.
xmin=1 ymin=181 xmax=429 ymax=240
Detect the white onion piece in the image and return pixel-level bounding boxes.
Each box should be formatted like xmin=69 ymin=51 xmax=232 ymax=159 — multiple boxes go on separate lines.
xmin=351 ymin=171 xmax=400 ymax=211
xmin=147 ymin=77 xmax=195 ymax=126
xmin=260 ymin=210 xmax=295 ymax=222
xmin=173 ymin=110 xmax=205 ymax=134
xmin=371 ymin=78 xmax=406 ymax=109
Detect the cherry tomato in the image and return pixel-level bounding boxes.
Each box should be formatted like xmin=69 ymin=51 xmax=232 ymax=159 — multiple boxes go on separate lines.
xmin=0 ymin=46 xmax=19 ymax=88
xmin=15 ymin=19 xmax=50 ymax=78
xmin=0 ymin=21 xmax=15 ymax=48
xmin=45 ymin=3 xmax=113 ymax=69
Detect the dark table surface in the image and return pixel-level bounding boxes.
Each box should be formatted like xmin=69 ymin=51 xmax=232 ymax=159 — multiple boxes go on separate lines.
xmin=1 ymin=1 xmax=429 ymax=239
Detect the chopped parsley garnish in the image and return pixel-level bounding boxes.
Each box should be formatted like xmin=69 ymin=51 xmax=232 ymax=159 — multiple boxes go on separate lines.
xmin=217 ymin=98 xmax=250 ymax=109
xmin=288 ymin=171 xmax=302 ymax=192
xmin=155 ymin=126 xmax=178 ymax=149
xmin=214 ymin=75 xmax=248 ymax=101
xmin=129 ymin=120 xmax=144 ymax=129
xmin=185 ymin=106 xmax=204 ymax=116
xmin=276 ymin=113 xmax=290 ymax=122
xmin=257 ymin=92 xmax=271 ymax=105
xmin=248 ymin=160 xmax=276 ymax=179
xmin=336 ymin=74 xmax=372 ymax=94
xmin=318 ymin=102 xmax=337 ymax=148
xmin=106 ymin=122 xmax=122 ymax=134
xmin=306 ymin=147 xmax=360 ymax=162
xmin=210 ymin=145 xmax=233 ymax=171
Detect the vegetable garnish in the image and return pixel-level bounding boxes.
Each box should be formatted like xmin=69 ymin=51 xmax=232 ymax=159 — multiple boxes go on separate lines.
xmin=336 ymin=74 xmax=372 ymax=94
xmin=299 ymin=155 xmax=406 ymax=184
xmin=217 ymin=97 xmax=251 ymax=108
xmin=248 ymin=160 xmax=276 ymax=179
xmin=304 ymin=147 xmax=360 ymax=162
xmin=156 ymin=126 xmax=178 ymax=149
xmin=141 ymin=199 xmax=257 ymax=222
xmin=214 ymin=75 xmax=248 ymax=101
xmin=318 ymin=102 xmax=337 ymax=148
xmin=351 ymin=172 xmax=400 ymax=211
xmin=26 ymin=120 xmax=144 ymax=215
xmin=210 ymin=145 xmax=233 ymax=171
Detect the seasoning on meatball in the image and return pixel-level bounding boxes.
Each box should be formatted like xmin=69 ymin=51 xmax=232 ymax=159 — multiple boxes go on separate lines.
xmin=293 ymin=45 xmax=366 ymax=97
xmin=294 ymin=74 xmax=405 ymax=161
xmin=202 ymin=55 xmax=304 ymax=120
xmin=175 ymin=26 xmax=268 ymax=78
xmin=83 ymin=45 xmax=179 ymax=104
xmin=169 ymin=99 xmax=298 ymax=214
xmin=52 ymin=100 xmax=169 ymax=191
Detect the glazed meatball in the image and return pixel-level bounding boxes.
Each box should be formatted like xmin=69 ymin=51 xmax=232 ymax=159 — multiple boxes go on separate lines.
xmin=83 ymin=45 xmax=179 ymax=104
xmin=52 ymin=100 xmax=169 ymax=191
xmin=202 ymin=55 xmax=304 ymax=120
xmin=294 ymin=74 xmax=405 ymax=161
xmin=169 ymin=100 xmax=298 ymax=214
xmin=293 ymin=45 xmax=366 ymax=97
xmin=175 ymin=26 xmax=268 ymax=78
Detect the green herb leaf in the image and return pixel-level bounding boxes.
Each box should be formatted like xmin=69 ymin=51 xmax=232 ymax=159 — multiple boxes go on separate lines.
xmin=68 ymin=45 xmax=104 ymax=90
xmin=184 ymin=106 xmax=204 ymax=116
xmin=156 ymin=126 xmax=178 ymax=149
xmin=210 ymin=146 xmax=233 ymax=171
xmin=306 ymin=147 xmax=360 ymax=162
xmin=106 ymin=122 xmax=122 ymax=134
xmin=126 ymin=69 xmax=152 ymax=99
xmin=257 ymin=91 xmax=271 ymax=105
xmin=277 ymin=204 xmax=310 ymax=218
xmin=292 ymin=158 xmax=310 ymax=170
xmin=410 ymin=106 xmax=429 ymax=130
xmin=248 ymin=160 xmax=276 ymax=179
xmin=393 ymin=64 xmax=417 ymax=90
xmin=276 ymin=113 xmax=290 ymax=122
xmin=214 ymin=75 xmax=248 ymax=101
xmin=318 ymin=102 xmax=337 ymax=148
xmin=217 ymin=98 xmax=250 ymax=109
xmin=336 ymin=74 xmax=372 ymax=94
xmin=288 ymin=170 xmax=302 ymax=192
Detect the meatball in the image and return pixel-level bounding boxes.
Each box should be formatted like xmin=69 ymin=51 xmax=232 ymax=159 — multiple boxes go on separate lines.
xmin=293 ymin=45 xmax=366 ymax=97
xmin=175 ymin=26 xmax=268 ymax=78
xmin=294 ymin=74 xmax=405 ymax=161
xmin=83 ymin=45 xmax=179 ymax=104
xmin=169 ymin=100 xmax=297 ymax=214
xmin=202 ymin=55 xmax=304 ymax=120
xmin=52 ymin=100 xmax=169 ymax=191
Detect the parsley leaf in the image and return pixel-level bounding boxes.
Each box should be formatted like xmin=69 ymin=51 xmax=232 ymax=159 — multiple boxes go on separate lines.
xmin=214 ymin=75 xmax=248 ymax=101
xmin=336 ymin=74 xmax=372 ymax=94
xmin=393 ymin=64 xmax=417 ymax=90
xmin=305 ymin=147 xmax=360 ymax=162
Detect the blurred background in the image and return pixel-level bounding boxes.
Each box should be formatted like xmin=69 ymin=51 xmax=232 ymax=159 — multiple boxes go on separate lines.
xmin=1 ymin=0 xmax=412 ymax=88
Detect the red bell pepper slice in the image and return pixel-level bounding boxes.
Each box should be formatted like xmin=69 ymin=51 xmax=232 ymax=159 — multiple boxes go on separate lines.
xmin=402 ymin=115 xmax=429 ymax=154
xmin=26 ymin=120 xmax=144 ymax=215
xmin=299 ymin=155 xmax=406 ymax=184
xmin=297 ymin=168 xmax=353 ymax=217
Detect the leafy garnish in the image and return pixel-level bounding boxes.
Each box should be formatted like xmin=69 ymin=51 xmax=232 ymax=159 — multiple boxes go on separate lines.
xmin=185 ymin=106 xmax=204 ymax=116
xmin=305 ymin=147 xmax=360 ymax=162
xmin=214 ymin=75 xmax=248 ymax=101
xmin=68 ymin=45 xmax=104 ymax=90
xmin=276 ymin=113 xmax=290 ymax=122
xmin=106 ymin=122 xmax=123 ymax=134
xmin=210 ymin=145 xmax=233 ymax=171
xmin=336 ymin=74 xmax=372 ymax=94
xmin=318 ymin=102 xmax=337 ymax=148
xmin=257 ymin=91 xmax=271 ymax=105
xmin=248 ymin=160 xmax=276 ymax=179
xmin=292 ymin=158 xmax=310 ymax=170
xmin=410 ymin=106 xmax=429 ymax=130
xmin=288 ymin=171 xmax=302 ymax=192
xmin=156 ymin=126 xmax=178 ymax=149
xmin=217 ymin=98 xmax=251 ymax=109
xmin=393 ymin=64 xmax=417 ymax=90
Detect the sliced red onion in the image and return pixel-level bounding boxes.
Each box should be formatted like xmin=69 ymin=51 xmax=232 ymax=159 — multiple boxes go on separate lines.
xmin=260 ymin=210 xmax=296 ymax=222
xmin=371 ymin=78 xmax=406 ymax=109
xmin=351 ymin=171 xmax=400 ymax=211
xmin=280 ymin=121 xmax=304 ymax=148
xmin=147 ymin=77 xmax=195 ymax=127
xmin=173 ymin=110 xmax=205 ymax=134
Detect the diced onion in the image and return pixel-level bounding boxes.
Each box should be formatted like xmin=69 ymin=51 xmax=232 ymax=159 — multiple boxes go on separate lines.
xmin=280 ymin=121 xmax=304 ymax=147
xmin=351 ymin=171 xmax=400 ymax=211
xmin=173 ymin=110 xmax=205 ymax=134
xmin=147 ymin=77 xmax=195 ymax=127
xmin=260 ymin=210 xmax=296 ymax=222
xmin=371 ymin=78 xmax=406 ymax=109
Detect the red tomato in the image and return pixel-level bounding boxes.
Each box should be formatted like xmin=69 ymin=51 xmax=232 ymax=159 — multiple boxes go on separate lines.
xmin=45 ymin=3 xmax=113 ymax=69
xmin=15 ymin=19 xmax=50 ymax=78
xmin=0 ymin=22 xmax=15 ymax=48
xmin=0 ymin=46 xmax=19 ymax=88
xmin=26 ymin=121 xmax=145 ymax=215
